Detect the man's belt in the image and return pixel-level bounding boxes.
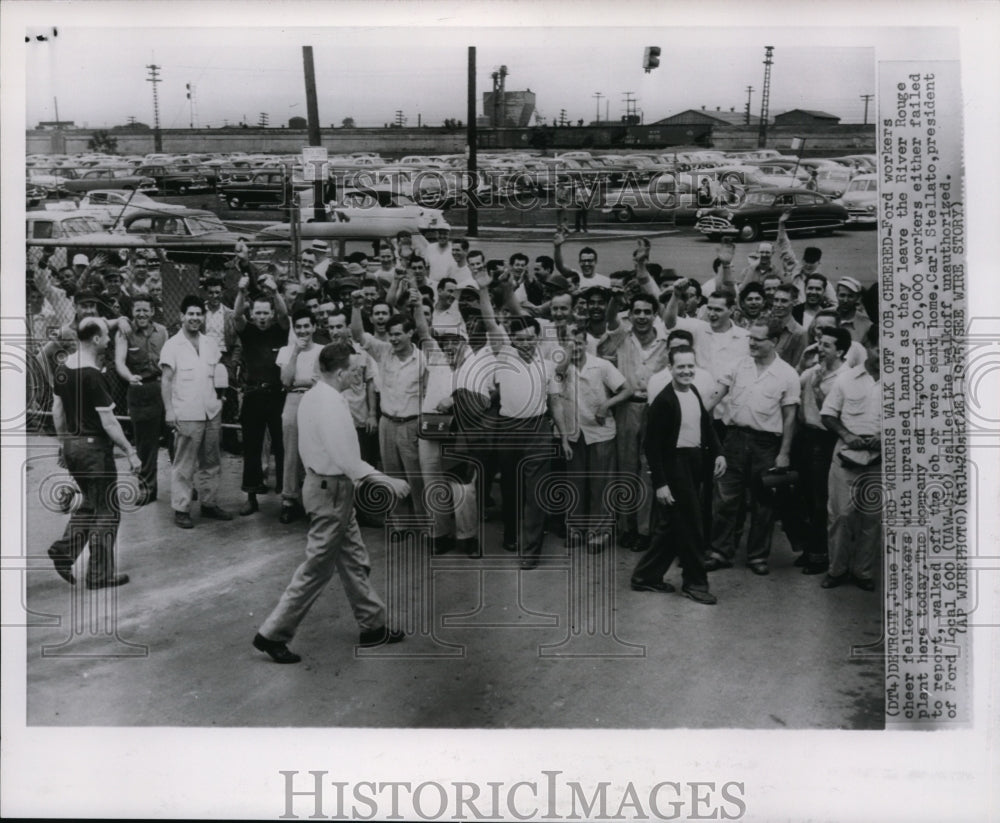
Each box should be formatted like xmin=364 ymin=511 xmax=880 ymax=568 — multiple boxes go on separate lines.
xmin=382 ymin=413 xmax=418 ymax=424
xmin=627 ymin=395 xmax=648 ymax=403
xmin=139 ymin=374 xmax=161 ymax=384
xmin=728 ymin=424 xmax=780 ymax=438
xmin=245 ymin=381 xmax=281 ymax=391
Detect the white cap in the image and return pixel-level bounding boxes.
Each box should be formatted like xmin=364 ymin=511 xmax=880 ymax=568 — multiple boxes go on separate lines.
xmin=72 ymin=253 xmax=89 ymax=266
xmin=757 ymin=242 xmax=774 ymax=254
xmin=310 ymin=240 xmax=329 ymax=252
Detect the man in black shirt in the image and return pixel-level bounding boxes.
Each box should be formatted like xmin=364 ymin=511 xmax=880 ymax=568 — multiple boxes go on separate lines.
xmin=48 ymin=317 xmax=141 ymax=588
xmin=233 ymin=271 xmax=289 ymax=515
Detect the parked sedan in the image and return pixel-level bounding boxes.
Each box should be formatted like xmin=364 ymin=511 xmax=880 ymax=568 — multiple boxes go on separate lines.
xmin=695 ymin=188 xmax=848 ymax=241
xmin=218 ymin=170 xmax=310 ymax=209
xmin=55 ymin=167 xmax=159 ymax=194
xmin=258 ymin=187 xmax=449 ymax=242
xmin=134 ymin=165 xmax=212 ymax=194
xmin=122 ymin=209 xmax=243 ymax=262
xmin=835 ymin=173 xmax=878 ymax=225
xmin=75 ymin=189 xmax=189 ymax=228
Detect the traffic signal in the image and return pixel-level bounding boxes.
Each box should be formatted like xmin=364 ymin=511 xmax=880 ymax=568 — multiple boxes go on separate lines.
xmin=643 ymin=46 xmax=661 ymax=73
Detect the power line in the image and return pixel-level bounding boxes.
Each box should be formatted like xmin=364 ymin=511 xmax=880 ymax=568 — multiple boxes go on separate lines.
xmin=146 ymin=64 xmax=163 ymax=152
xmin=860 ymin=93 xmax=874 ymax=125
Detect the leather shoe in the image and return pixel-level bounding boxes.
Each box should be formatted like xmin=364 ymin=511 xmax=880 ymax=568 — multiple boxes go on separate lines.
xmin=821 ymin=572 xmax=851 ymax=589
xmin=86 ymin=573 xmax=130 ymax=590
xmin=201 ymin=504 xmax=233 ymax=521
xmin=802 ymin=563 xmax=827 ymax=576
xmin=519 ymin=555 xmax=540 ymax=570
xmin=174 ymin=510 xmax=194 ymax=529
xmin=618 ymin=531 xmax=638 ymax=551
xmin=748 ymin=561 xmax=770 ymax=576
xmin=793 ymin=553 xmax=807 ymax=567
xmin=47 ymin=548 xmax=76 ymax=585
xmin=240 ymin=495 xmax=259 ymax=516
xmin=502 ymin=542 xmax=517 ymax=553
xmin=456 ymin=537 xmax=480 ymax=557
xmin=358 ymin=626 xmax=405 ymax=648
xmin=703 ymin=555 xmax=733 ymax=572
xmin=633 ymin=534 xmax=652 ymax=553
xmin=854 ymin=577 xmax=877 ymax=592
xmin=278 ymin=504 xmax=297 ymax=524
xmin=630 ymin=579 xmax=675 ymax=593
xmin=253 ymin=633 xmax=301 ymax=664
xmin=681 ymin=585 xmax=717 ymax=605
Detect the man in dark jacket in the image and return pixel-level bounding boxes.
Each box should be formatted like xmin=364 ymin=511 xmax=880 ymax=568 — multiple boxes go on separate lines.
xmin=631 ymin=346 xmax=727 ymax=604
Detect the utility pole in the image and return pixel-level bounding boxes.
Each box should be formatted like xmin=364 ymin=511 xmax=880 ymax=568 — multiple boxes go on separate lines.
xmin=258 ymin=112 xmax=269 ymax=127
xmin=467 ymin=46 xmax=478 ymax=237
xmin=744 ymin=85 xmax=754 ymax=126
xmin=860 ymin=93 xmax=874 ymax=125
xmin=622 ymin=91 xmax=637 ymax=124
xmin=301 ymin=46 xmax=324 ymax=222
xmin=186 ymin=84 xmax=199 ymax=129
xmin=146 ymin=63 xmax=162 ymax=152
xmin=394 ymin=110 xmax=406 ymax=127
xmin=593 ymin=92 xmax=603 ymax=124
xmin=757 ymin=46 xmax=774 ymax=148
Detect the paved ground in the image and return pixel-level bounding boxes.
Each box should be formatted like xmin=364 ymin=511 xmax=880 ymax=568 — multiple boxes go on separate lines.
xmin=22 ymin=437 xmax=883 ymax=729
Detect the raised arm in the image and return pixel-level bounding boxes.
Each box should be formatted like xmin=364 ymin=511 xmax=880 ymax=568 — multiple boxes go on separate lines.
xmin=233 ymin=274 xmax=249 ymax=332
xmin=775 ymin=209 xmax=798 ymax=283
xmin=552 ymin=229 xmax=574 ymax=278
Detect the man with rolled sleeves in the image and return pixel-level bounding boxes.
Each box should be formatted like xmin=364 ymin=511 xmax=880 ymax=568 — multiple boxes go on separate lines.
xmin=820 ymin=327 xmax=882 ymax=591
xmin=159 ymin=295 xmax=234 ymax=529
xmin=704 ymin=318 xmax=800 ymax=575
xmin=252 ymin=341 xmax=411 ymax=664
xmin=114 ymin=295 xmax=167 ymax=505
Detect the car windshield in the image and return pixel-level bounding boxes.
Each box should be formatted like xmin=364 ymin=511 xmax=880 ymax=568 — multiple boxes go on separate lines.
xmin=744 ymin=192 xmax=777 ymax=207
xmin=846 ymin=178 xmax=877 ymax=192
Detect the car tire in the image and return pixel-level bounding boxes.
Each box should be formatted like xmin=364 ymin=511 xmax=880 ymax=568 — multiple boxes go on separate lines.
xmin=737 ymin=221 xmax=760 ymax=242
xmin=614 ymin=206 xmax=634 ymax=223
xmin=178 ymin=185 xmax=188 ymax=195
xmin=229 ymin=197 xmax=241 ymax=210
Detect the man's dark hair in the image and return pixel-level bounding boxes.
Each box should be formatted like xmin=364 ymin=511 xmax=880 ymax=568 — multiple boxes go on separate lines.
xmin=203 ymin=276 xmax=224 ymax=291
xmin=180 ymin=295 xmax=206 ymax=313
xmin=862 ymin=324 xmax=879 ymax=349
xmin=667 ymin=328 xmax=695 ymax=348
xmin=318 ymin=341 xmax=354 ymax=373
xmin=805 ymin=273 xmax=828 ymax=290
xmin=508 ymin=316 xmax=540 ymax=336
xmin=739 ymin=282 xmax=766 ymax=302
xmin=535 ymin=255 xmax=554 ymax=272
xmin=751 ymin=318 xmax=785 ymax=341
xmin=455 ymin=238 xmax=471 ymax=252
xmin=291 ymin=307 xmax=315 ymax=325
xmin=774 ymin=283 xmax=798 ymax=300
xmin=386 ymin=314 xmax=415 ymax=334
xmin=578 ymin=247 xmax=598 ymax=260
xmin=439 ymin=277 xmax=457 ymax=291
xmin=509 ymin=252 xmax=529 ymax=266
xmin=629 ymin=293 xmax=659 ymax=312
xmin=708 ymin=290 xmax=736 ymax=309
xmin=668 ymin=344 xmax=696 ymax=365
xmin=820 ymin=325 xmax=852 ymax=356
xmin=407 ymin=254 xmax=427 ymax=269
xmin=130 ymin=295 xmax=153 ymax=312
xmin=467 ymin=248 xmax=485 ymax=262
xmin=77 ymin=317 xmax=108 ymax=343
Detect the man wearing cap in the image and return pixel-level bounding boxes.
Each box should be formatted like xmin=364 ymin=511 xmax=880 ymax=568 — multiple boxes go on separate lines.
xmin=114 ymin=295 xmax=168 ymax=505
xmin=72 ymin=253 xmax=91 ymax=281
xmin=310 ymin=241 xmax=332 ymax=280
xmin=834 ymin=277 xmax=872 ymax=343
xmin=703 ymin=317 xmax=800 ymax=576
xmin=553 ymin=230 xmax=611 ymax=289
xmin=160 ymin=295 xmax=234 ymax=529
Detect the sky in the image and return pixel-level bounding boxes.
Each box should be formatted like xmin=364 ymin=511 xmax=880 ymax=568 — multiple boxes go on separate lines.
xmin=22 ymin=26 xmax=875 ymax=130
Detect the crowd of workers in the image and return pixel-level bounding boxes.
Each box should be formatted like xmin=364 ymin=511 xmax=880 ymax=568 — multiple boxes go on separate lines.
xmin=31 ymin=208 xmax=883 ymax=660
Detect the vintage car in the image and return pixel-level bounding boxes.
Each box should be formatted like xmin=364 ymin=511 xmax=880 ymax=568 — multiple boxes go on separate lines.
xmin=600 ymin=172 xmax=693 ymax=223
xmin=74 ymin=189 xmax=189 ymax=228
xmin=121 ymin=208 xmax=243 ymax=262
xmin=835 ymin=173 xmax=878 ymax=225
xmin=25 ymin=212 xmax=148 ymax=269
xmin=54 ymin=167 xmax=159 ymax=194
xmin=695 ymin=188 xmax=849 ymax=241
xmin=133 ymin=164 xmax=212 ymax=194
xmin=257 ymin=187 xmax=449 ymax=242
xmin=218 ymin=170 xmax=311 ymax=209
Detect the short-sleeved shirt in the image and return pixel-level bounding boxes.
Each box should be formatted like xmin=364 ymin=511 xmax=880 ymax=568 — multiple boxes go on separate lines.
xmin=339 ymin=345 xmax=378 ymax=427
xmin=559 ymin=355 xmax=626 ymax=444
xmin=275 ymin=342 xmax=321 ymax=389
xmin=361 ymin=334 xmax=425 ymax=418
xmin=821 ymin=365 xmax=881 ymax=445
xmin=238 ymin=323 xmax=287 ymax=386
xmin=799 ymin=361 xmax=848 ymax=429
xmin=773 ymin=316 xmax=808 ymax=367
xmin=494 ymin=345 xmax=558 ymax=419
xmin=123 ymin=323 xmax=168 ymax=381
xmin=159 ymin=332 xmax=223 ymax=421
xmin=720 ymin=355 xmax=801 ymax=434
xmin=647 ymin=366 xmax=718 ymax=407
xmin=422 ymin=343 xmax=455 ymax=414
xmin=674 ymin=317 xmax=750 ymax=382
xmin=454 ymin=345 xmax=497 ymax=401
xmin=601 ymin=328 xmax=670 ymax=401
xmin=53 ymin=365 xmax=113 ymax=437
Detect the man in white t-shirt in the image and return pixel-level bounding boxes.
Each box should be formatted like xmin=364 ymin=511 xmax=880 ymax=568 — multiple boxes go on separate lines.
xmin=553 ymin=229 xmax=610 ymax=289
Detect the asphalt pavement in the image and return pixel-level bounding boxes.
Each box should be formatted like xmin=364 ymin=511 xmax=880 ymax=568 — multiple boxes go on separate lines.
xmin=22 ymin=438 xmax=883 ymax=729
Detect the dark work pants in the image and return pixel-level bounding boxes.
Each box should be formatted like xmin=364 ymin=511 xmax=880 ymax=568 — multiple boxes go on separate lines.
xmin=50 ymin=435 xmax=120 ymax=585
xmin=355 ymin=426 xmax=380 ymax=470
xmin=127 ymin=381 xmax=164 ymax=498
xmin=711 ymin=426 xmax=781 ymax=563
xmin=241 ymin=387 xmax=285 ymax=492
xmin=497 ymin=415 xmax=552 ymax=556
xmin=782 ymin=426 xmax=838 ymax=567
xmin=633 ymin=448 xmax=709 ymax=589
